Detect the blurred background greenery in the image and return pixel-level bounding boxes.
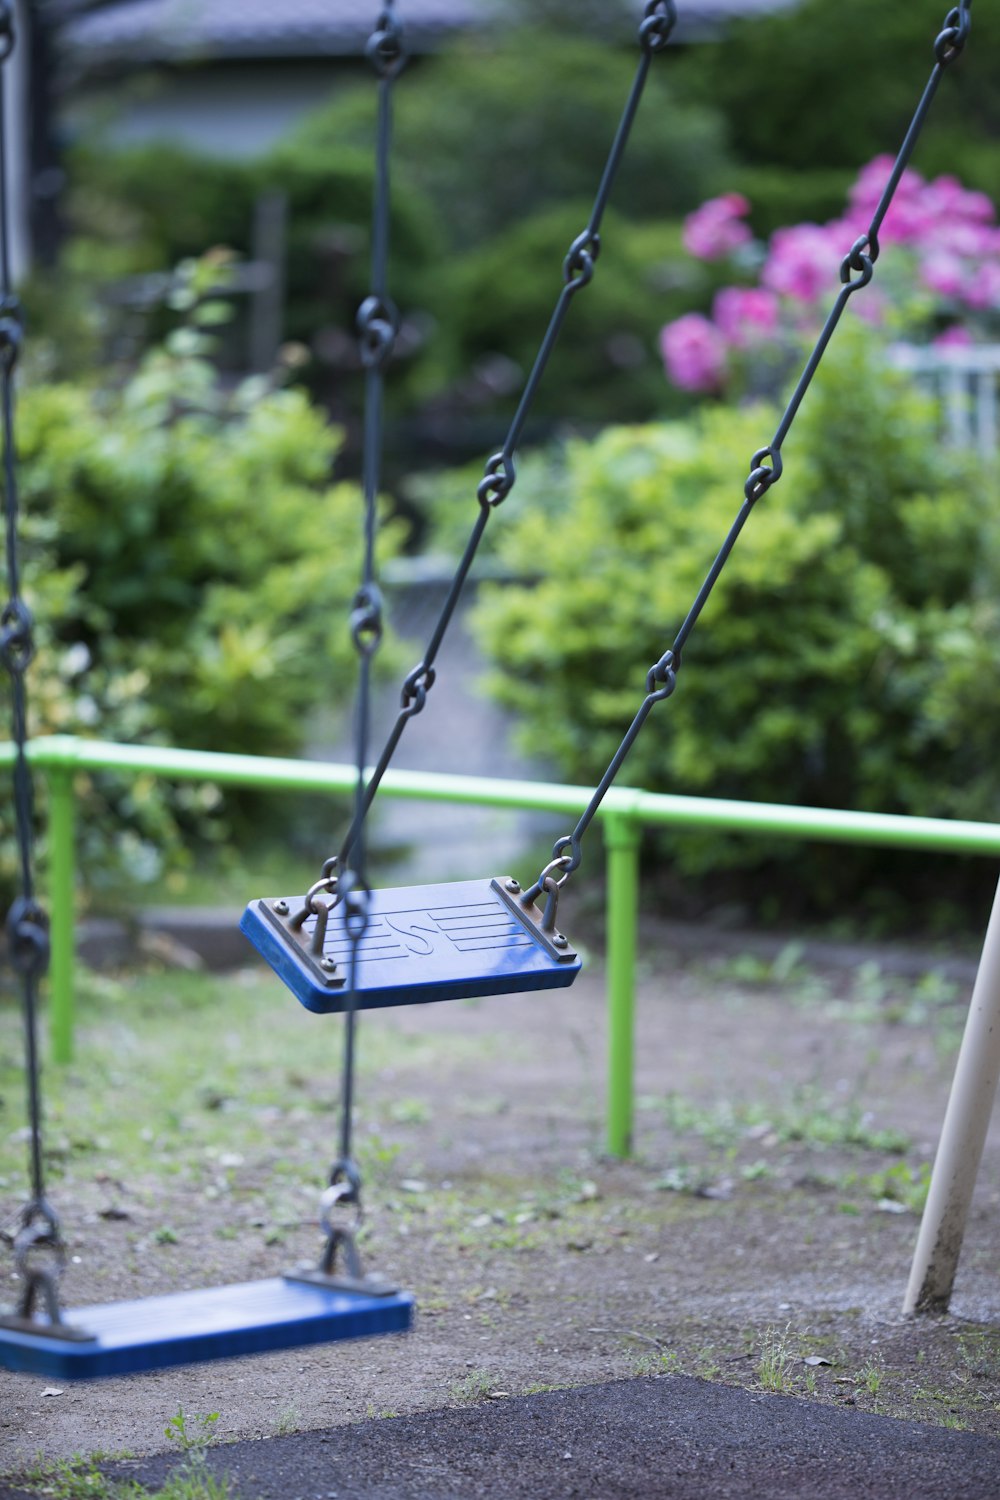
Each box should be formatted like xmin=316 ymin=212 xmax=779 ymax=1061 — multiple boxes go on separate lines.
xmin=4 ymin=0 xmax=1000 ymax=934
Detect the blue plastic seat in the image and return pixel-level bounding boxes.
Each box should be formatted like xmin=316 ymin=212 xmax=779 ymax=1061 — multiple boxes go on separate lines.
xmin=241 ymin=876 xmax=581 ymax=1014
xmin=0 ymin=1277 xmax=413 ymax=1380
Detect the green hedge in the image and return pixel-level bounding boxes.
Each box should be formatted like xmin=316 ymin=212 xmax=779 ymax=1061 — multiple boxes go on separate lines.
xmin=292 ymin=29 xmax=729 ymax=251
xmin=50 ymin=25 xmax=732 ymax=433
xmin=5 ymin=320 xmax=405 ymax=901
xmin=466 ymin=327 xmax=1000 ymax=924
xmin=734 ymin=166 xmax=856 ymax=241
xmin=684 ymin=0 xmax=1000 ymax=188
xmin=414 ymin=206 xmax=731 ymax=430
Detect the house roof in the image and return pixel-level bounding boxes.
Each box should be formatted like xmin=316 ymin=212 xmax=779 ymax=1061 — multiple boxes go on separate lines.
xmin=60 ymin=0 xmax=493 ymax=66
xmin=676 ymin=0 xmax=801 ymax=37
xmin=60 ymin=0 xmax=802 ymax=68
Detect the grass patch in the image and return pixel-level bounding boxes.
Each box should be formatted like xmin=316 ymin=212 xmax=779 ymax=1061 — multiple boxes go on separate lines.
xmin=13 ymin=1412 xmax=233 ymax=1499
xmin=449 ymin=1369 xmax=499 ymax=1402
xmin=0 ymin=965 xmax=511 ymax=1199
xmin=646 ymin=1086 xmax=910 ymax=1157
xmin=757 ymin=1324 xmax=795 ymax=1393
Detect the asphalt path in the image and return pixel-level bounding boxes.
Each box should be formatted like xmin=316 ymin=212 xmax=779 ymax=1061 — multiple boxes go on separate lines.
xmin=5 ymin=1375 xmax=999 ymax=1500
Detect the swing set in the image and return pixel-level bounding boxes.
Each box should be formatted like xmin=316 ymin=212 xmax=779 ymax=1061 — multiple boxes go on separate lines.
xmin=0 ymin=0 xmax=980 ymax=1378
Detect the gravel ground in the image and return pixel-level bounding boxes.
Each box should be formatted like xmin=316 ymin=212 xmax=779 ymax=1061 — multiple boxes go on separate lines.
xmin=2 ymin=921 xmax=1000 ymax=1495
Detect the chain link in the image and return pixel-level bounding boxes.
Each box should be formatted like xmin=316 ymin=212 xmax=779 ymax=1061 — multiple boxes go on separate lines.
xmin=326 ymin=2 xmax=410 ymax=1202
xmin=0 ymin=14 xmax=67 ymax=1312
xmin=563 ymin=230 xmax=601 ymax=289
xmin=335 ymin=3 xmax=676 ymax=871
xmin=366 ymin=5 xmax=405 ymax=79
xmin=532 ymin=0 xmax=975 ymax=899
xmin=477 ymin=451 xmax=516 ymax=510
xmin=640 ymin=1 xmax=678 ymax=54
xmin=935 ymin=3 xmax=972 ymax=64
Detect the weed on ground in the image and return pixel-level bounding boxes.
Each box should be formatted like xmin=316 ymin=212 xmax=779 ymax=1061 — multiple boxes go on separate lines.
xmin=1 ymin=945 xmax=998 ymax=1481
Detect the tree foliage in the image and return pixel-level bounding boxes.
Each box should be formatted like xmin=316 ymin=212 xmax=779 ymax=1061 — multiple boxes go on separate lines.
xmin=684 ymin=0 xmax=1000 ymax=189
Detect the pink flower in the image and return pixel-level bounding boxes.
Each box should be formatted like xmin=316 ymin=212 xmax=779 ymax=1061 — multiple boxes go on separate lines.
xmin=659 ymin=314 xmax=728 ymax=393
xmin=682 ymin=193 xmax=752 ymax=261
xmin=849 ymin=157 xmax=925 ymax=220
xmin=929 ymin=220 xmax=996 ymax=259
xmin=921 ymin=175 xmax=996 ymax=226
xmin=957 ymin=190 xmax=996 ymax=224
xmin=669 ymin=161 xmax=998 ymax=405
xmin=880 ymin=197 xmax=935 ymax=247
xmin=933 ymin=325 xmax=974 ymax=349
xmin=712 ymin=286 xmax=779 ymax=347
xmin=847 ymin=158 xmax=941 ymax=247
xmin=761 ymin=224 xmax=839 ymax=303
xmin=922 ymin=174 xmax=968 ymax=218
xmin=920 ymin=251 xmax=966 ymax=299
xmin=852 ymin=289 xmax=887 ymax=328
xmin=963 ymin=261 xmax=1000 ymax=311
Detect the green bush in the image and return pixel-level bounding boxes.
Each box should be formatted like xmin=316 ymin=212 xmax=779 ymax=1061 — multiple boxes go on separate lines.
xmin=68 ymin=142 xmax=258 ymax=272
xmin=296 ymin=30 xmax=730 ymax=251
xmin=61 ymin=140 xmax=441 ymax=398
xmin=684 ymin=0 xmax=1000 ymax=188
xmin=4 ymin=309 xmax=405 ymax=901
xmin=416 ymin=205 xmax=730 ymax=431
xmin=734 ymin=166 xmax=856 ymax=241
xmin=255 ymin=145 xmax=441 ymax=420
xmin=467 ymin=327 xmax=1000 ymax=921
xmin=36 ymin=27 xmax=729 ymax=481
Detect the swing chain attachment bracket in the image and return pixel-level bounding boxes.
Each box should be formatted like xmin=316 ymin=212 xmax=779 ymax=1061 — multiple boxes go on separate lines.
xmin=285 ymin=1161 xmax=399 ymax=1299
xmin=267 ymin=857 xmax=345 ymax=978
xmin=0 ymin=1200 xmax=95 ymax=1344
xmin=496 ymin=853 xmax=579 ymax=960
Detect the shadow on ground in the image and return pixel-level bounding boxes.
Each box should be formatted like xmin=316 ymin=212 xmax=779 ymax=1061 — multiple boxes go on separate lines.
xmin=5 ymin=1376 xmax=1000 ymax=1500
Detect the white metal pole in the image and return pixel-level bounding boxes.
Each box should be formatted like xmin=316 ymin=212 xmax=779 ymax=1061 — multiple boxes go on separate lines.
xmin=903 ymin=874 xmax=1000 ymax=1315
xmin=5 ymin=1 xmax=29 ymax=280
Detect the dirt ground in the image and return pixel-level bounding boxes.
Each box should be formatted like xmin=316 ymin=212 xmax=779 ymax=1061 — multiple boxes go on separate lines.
xmin=2 ymin=914 xmax=1000 ymax=1481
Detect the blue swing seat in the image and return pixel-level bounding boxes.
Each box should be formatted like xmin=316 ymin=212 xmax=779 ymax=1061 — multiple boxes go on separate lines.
xmin=0 ymin=1276 xmax=413 ymax=1380
xmin=241 ymin=876 xmax=581 ymax=1015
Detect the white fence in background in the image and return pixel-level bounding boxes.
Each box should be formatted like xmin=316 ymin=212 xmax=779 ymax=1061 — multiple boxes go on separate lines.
xmin=889 ymin=343 xmax=1000 ymax=460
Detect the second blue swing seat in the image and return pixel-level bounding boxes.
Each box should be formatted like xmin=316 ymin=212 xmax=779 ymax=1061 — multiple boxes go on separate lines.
xmin=241 ymin=875 xmax=581 ymax=1014
xmin=0 ymin=1277 xmax=414 ymax=1380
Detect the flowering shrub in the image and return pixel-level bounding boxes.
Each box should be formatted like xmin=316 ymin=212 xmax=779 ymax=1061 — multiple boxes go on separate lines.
xmin=658 ymin=314 xmax=728 ymax=395
xmin=681 ymin=191 xmax=753 ymax=260
xmin=467 ymin=326 xmax=1000 ymax=923
xmin=661 ymin=159 xmax=1000 ymax=394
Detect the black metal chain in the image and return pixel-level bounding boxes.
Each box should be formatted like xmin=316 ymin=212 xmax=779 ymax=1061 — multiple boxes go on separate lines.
xmin=526 ymin=0 xmax=974 ymax=901
xmin=319 ymin=2 xmax=407 ymax=1241
xmin=0 ymin=3 xmax=67 ymax=1321
xmin=332 ymin=1 xmax=677 ymax=872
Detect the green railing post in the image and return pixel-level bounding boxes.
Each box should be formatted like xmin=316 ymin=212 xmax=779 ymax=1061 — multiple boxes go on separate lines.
xmin=47 ymin=767 xmax=76 ymax=1064
xmin=604 ymin=809 xmax=641 ymax=1159
xmin=8 ymin=732 xmax=1000 ymax=1122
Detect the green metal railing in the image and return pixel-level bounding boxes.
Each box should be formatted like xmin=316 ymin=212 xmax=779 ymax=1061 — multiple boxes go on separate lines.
xmin=5 ymin=732 xmax=1000 ymax=1157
